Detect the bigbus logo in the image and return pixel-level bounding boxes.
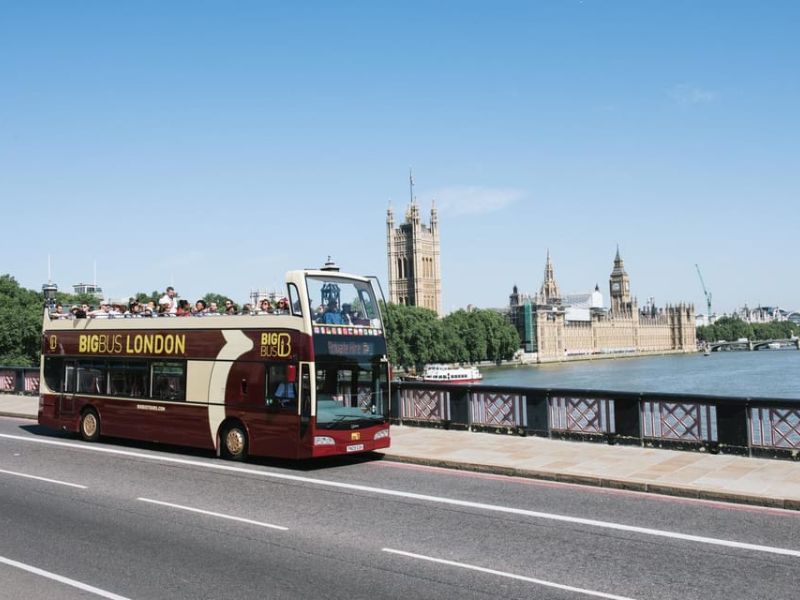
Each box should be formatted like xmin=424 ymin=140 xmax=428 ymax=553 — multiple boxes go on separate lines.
xmin=260 ymin=332 xmax=292 ymax=358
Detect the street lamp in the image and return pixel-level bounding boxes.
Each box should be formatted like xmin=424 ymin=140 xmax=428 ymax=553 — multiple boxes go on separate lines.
xmin=42 ymin=281 xmax=58 ymax=311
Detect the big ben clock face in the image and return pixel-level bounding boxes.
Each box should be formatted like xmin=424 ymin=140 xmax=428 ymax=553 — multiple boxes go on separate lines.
xmin=612 ymin=282 xmax=621 ymax=292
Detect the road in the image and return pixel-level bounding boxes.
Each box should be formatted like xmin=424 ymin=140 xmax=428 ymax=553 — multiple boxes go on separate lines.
xmin=1 ymin=416 xmax=798 ymax=600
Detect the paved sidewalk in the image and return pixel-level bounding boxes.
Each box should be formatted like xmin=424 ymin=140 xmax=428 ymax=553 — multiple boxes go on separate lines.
xmin=3 ymin=393 xmax=800 ymax=510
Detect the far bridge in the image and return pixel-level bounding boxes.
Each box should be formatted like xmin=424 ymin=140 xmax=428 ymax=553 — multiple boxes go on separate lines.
xmin=708 ymin=338 xmax=800 ymax=352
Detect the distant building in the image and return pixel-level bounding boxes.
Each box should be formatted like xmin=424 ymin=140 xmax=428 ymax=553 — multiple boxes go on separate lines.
xmin=508 ymin=249 xmax=696 ymax=361
xmin=735 ymin=305 xmax=791 ymax=324
xmin=72 ymin=282 xmax=104 ymax=300
xmin=386 ymin=201 xmax=441 ymax=314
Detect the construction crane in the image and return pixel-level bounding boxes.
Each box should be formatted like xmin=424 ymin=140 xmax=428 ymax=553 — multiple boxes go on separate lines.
xmin=695 ymin=264 xmax=712 ymax=318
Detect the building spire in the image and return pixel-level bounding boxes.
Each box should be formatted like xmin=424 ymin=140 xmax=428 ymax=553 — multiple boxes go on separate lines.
xmin=538 ymin=250 xmax=561 ymax=305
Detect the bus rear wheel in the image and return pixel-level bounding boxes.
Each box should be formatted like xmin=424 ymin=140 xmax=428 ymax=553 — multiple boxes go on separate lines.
xmin=80 ymin=409 xmax=101 ymax=442
xmin=221 ymin=423 xmax=248 ymax=461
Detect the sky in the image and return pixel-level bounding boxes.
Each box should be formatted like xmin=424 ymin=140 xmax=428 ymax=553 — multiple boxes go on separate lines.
xmin=1 ymin=1 xmax=798 ymax=315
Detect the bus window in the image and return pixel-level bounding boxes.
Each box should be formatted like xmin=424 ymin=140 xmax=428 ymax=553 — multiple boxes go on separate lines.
xmin=77 ymin=362 xmax=107 ymax=395
xmin=43 ymin=357 xmax=65 ymax=393
xmin=288 ymin=283 xmax=302 ymax=317
xmin=265 ymin=364 xmax=297 ymax=410
xmin=152 ymin=362 xmax=186 ymax=402
xmin=108 ymin=360 xmax=149 ymax=397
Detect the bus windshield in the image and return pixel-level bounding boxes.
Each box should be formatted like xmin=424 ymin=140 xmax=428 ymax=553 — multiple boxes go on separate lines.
xmin=307 ymin=275 xmax=382 ymax=328
xmin=315 ymin=360 xmax=389 ymax=429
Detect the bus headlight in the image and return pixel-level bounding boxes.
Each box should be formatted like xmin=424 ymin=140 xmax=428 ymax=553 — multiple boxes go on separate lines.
xmin=374 ymin=429 xmax=389 ymax=440
xmin=314 ymin=436 xmax=335 ymax=446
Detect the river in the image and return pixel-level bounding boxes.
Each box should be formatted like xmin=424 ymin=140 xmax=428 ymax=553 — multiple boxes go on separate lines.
xmin=480 ymin=350 xmax=800 ymax=399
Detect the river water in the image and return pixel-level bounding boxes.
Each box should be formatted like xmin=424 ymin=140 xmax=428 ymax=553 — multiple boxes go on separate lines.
xmin=480 ymin=350 xmax=800 ymax=399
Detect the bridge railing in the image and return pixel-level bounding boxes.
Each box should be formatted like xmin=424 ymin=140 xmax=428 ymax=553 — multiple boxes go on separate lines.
xmin=392 ymin=381 xmax=800 ymax=459
xmin=0 ymin=366 xmax=40 ymax=395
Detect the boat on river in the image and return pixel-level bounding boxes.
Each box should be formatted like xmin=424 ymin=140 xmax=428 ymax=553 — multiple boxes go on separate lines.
xmin=422 ymin=364 xmax=483 ymax=383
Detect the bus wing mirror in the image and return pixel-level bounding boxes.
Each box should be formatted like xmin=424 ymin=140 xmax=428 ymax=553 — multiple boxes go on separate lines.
xmin=286 ymin=364 xmax=297 ymax=383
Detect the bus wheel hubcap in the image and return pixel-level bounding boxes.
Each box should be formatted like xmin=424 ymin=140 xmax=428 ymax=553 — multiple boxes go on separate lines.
xmin=226 ymin=429 xmax=244 ymax=455
xmin=83 ymin=414 xmax=97 ymax=436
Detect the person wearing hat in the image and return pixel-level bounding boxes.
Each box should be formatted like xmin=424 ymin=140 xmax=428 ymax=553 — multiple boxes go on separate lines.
xmin=89 ymin=300 xmax=111 ymax=318
xmin=276 ymin=297 xmax=289 ymax=314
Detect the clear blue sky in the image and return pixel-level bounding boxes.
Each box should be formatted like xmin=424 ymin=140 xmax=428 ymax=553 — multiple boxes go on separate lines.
xmin=2 ymin=1 xmax=797 ymax=314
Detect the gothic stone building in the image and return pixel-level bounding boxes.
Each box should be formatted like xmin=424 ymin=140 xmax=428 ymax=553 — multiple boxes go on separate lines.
xmin=386 ymin=202 xmax=441 ymax=314
xmin=509 ymin=249 xmax=696 ymax=362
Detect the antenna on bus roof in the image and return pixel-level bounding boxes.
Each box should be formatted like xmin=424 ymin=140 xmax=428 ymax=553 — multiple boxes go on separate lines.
xmin=321 ymin=256 xmax=340 ymax=272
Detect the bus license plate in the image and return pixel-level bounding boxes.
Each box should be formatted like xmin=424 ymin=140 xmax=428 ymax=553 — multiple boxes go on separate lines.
xmin=346 ymin=443 xmax=364 ymax=453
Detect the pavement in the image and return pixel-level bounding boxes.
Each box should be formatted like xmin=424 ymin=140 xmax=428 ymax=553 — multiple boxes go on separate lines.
xmin=3 ymin=393 xmax=800 ymax=510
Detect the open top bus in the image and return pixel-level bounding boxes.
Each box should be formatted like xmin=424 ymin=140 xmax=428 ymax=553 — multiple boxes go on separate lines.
xmin=38 ymin=266 xmax=391 ymax=460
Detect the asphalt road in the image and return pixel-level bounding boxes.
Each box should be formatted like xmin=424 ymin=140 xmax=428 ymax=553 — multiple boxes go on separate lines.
xmin=1 ymin=416 xmax=798 ymax=600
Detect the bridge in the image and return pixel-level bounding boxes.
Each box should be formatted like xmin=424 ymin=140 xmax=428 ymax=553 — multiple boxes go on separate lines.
xmin=707 ymin=338 xmax=800 ymax=352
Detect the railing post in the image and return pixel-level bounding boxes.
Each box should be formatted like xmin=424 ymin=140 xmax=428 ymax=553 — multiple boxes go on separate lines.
xmin=612 ymin=392 xmax=642 ymax=445
xmin=716 ymin=400 xmax=749 ymax=455
xmin=524 ymin=389 xmax=549 ymax=437
xmin=390 ymin=381 xmax=401 ymax=422
xmin=448 ymin=386 xmax=470 ymax=430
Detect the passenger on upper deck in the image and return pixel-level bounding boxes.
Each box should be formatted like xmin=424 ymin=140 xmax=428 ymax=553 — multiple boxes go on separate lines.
xmin=275 ymin=297 xmax=290 ymax=314
xmin=50 ymin=303 xmax=69 ymax=319
xmin=241 ymin=303 xmax=254 ymax=315
xmin=176 ymin=299 xmax=192 ymax=317
xmin=159 ymin=286 xmax=178 ymax=316
xmin=193 ymin=299 xmax=207 ymax=315
xmin=258 ymin=299 xmax=273 ymax=314
xmin=208 ymin=301 xmax=219 ymax=315
xmin=89 ymin=301 xmax=111 ymax=318
xmin=128 ymin=301 xmax=142 ymax=317
xmin=224 ymin=300 xmax=237 ymax=315
xmin=321 ymin=300 xmax=344 ymax=325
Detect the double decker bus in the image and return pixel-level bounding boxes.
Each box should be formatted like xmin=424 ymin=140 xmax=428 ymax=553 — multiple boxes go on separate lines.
xmin=38 ymin=265 xmax=391 ymax=460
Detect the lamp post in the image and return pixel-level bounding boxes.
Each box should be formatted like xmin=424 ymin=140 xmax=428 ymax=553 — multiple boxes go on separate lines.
xmin=42 ymin=281 xmax=58 ymax=311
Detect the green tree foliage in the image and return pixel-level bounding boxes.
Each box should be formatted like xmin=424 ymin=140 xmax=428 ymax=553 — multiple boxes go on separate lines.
xmin=383 ymin=303 xmax=520 ymax=369
xmin=697 ymin=315 xmax=797 ymax=343
xmin=0 ymin=275 xmax=44 ymax=366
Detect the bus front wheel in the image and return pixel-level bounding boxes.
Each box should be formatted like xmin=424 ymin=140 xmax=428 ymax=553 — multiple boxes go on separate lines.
xmin=80 ymin=409 xmax=101 ymax=442
xmin=221 ymin=423 xmax=248 ymax=461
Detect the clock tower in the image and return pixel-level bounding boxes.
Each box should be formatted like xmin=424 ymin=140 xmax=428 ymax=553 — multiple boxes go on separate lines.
xmin=609 ymin=246 xmax=632 ymax=314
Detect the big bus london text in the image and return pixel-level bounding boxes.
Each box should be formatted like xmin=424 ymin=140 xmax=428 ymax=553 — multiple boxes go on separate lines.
xmin=38 ymin=265 xmax=391 ymax=460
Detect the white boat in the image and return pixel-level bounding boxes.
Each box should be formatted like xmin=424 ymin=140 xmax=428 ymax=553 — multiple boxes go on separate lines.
xmin=422 ymin=364 xmax=483 ymax=383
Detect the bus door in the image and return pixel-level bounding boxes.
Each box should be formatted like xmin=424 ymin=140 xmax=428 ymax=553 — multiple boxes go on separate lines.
xmin=42 ymin=357 xmax=76 ymax=420
xmin=257 ymin=363 xmax=301 ymax=457
xmin=56 ymin=360 xmax=75 ymax=417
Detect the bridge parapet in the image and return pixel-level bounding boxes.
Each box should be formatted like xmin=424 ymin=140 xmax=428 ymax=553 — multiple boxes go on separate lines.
xmin=393 ymin=381 xmax=800 ymax=460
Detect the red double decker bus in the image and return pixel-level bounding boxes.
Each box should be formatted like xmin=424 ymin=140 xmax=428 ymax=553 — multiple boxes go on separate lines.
xmin=38 ymin=266 xmax=391 ymax=460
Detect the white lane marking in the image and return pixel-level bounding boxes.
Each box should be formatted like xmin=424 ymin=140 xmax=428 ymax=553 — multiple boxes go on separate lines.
xmin=0 ymin=554 xmax=132 ymax=600
xmin=374 ymin=460 xmax=800 ymax=518
xmin=3 ymin=433 xmax=800 ymax=559
xmin=137 ymin=497 xmax=288 ymax=531
xmin=384 ymin=548 xmax=637 ymax=600
xmin=0 ymin=467 xmax=87 ymax=489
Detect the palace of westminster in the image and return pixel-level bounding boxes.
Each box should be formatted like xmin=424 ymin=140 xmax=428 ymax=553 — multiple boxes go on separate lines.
xmin=387 ymin=201 xmax=696 ymax=362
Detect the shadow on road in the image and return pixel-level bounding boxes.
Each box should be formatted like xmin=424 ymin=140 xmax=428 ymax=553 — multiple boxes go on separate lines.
xmin=17 ymin=423 xmax=384 ymax=472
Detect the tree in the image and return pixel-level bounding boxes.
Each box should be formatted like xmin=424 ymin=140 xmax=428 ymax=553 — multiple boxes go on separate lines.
xmin=384 ymin=303 xmax=521 ymax=368
xmin=0 ymin=275 xmax=44 ymax=366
